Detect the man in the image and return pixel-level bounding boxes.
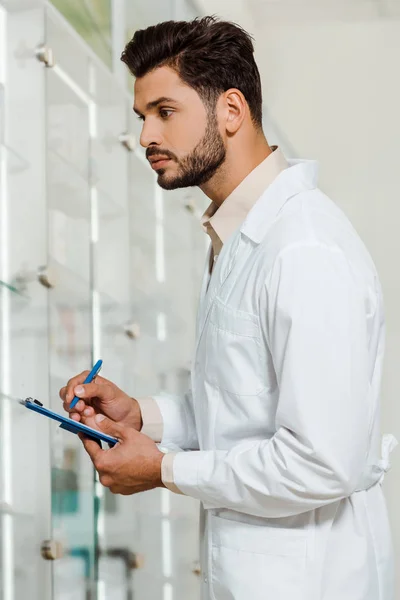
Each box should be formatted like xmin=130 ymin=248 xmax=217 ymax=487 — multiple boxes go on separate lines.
xmin=60 ymin=16 xmax=397 ymax=600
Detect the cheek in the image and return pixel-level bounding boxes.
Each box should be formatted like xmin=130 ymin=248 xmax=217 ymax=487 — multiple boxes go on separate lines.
xmin=166 ymin=115 xmax=207 ymax=155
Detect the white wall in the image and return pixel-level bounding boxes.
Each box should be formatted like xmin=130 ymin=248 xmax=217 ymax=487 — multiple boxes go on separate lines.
xmin=256 ymin=18 xmax=400 ymax=591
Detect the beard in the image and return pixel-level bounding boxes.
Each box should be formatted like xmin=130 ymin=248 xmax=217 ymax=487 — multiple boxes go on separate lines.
xmin=154 ymin=112 xmax=226 ymax=190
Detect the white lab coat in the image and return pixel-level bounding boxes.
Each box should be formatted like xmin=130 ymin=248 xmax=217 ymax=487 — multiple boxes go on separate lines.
xmin=154 ymin=159 xmax=397 ymax=600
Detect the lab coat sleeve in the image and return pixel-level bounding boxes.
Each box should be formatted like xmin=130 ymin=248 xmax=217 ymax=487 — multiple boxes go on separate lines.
xmin=171 ymin=244 xmax=372 ymax=516
xmin=152 ymin=388 xmax=200 ymax=451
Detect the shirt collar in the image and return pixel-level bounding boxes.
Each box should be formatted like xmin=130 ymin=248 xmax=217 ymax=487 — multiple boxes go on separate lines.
xmin=201 ymin=147 xmax=288 ymax=255
xmin=240 ymin=158 xmax=319 ymax=244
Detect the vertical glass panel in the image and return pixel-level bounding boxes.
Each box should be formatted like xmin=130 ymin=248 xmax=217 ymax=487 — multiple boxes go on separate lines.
xmin=157 ymin=184 xmax=203 ymax=600
xmin=91 ymin=60 xmax=133 ymax=390
xmin=46 ymin=61 xmax=95 ymax=600
xmin=123 ymin=0 xmax=175 ymax=91
xmin=96 ymin=190 xmax=132 ymax=390
xmin=163 ymin=189 xmax=194 ymax=377
xmin=47 ymin=68 xmax=90 ymax=179
xmin=48 ymin=0 xmax=112 ymax=69
xmin=99 ymin=492 xmax=142 ymax=599
xmin=91 ymin=63 xmax=127 ymax=208
xmin=45 ymin=9 xmax=91 ymax=97
xmin=90 ymin=68 xmax=141 ymax=600
xmin=129 ymin=153 xmax=160 ymax=397
xmin=1 ymin=6 xmax=51 ymax=600
xmin=133 ymin=499 xmax=164 ymax=599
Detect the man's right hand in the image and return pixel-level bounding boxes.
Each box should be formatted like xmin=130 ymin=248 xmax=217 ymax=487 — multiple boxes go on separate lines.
xmin=59 ymin=372 xmax=143 ymax=431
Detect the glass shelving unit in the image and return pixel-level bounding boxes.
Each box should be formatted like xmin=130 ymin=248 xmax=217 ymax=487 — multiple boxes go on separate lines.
xmin=0 ymin=2 xmax=206 ymax=599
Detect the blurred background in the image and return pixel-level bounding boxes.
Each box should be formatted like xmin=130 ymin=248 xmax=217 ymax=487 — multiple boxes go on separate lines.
xmin=0 ymin=1 xmax=398 ymax=599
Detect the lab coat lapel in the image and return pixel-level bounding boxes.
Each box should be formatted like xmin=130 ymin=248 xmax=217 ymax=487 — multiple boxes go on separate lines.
xmin=195 ymin=243 xmax=212 ymax=339
xmin=195 ymin=159 xmax=319 ymax=354
xmin=195 ymin=232 xmax=241 ymax=353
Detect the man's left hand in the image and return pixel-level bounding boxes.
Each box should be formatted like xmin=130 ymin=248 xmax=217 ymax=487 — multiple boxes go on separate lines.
xmin=79 ymin=414 xmax=165 ymax=494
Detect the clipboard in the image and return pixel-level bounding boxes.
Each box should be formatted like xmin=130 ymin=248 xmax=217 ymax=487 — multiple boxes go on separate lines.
xmin=21 ymin=398 xmax=118 ymax=448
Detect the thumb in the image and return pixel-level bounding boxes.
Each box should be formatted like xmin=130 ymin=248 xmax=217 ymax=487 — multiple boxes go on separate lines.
xmin=85 ymin=414 xmax=125 ymax=439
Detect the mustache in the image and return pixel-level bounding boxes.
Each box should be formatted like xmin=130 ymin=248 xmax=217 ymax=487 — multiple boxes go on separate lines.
xmin=146 ymin=147 xmax=177 ymax=162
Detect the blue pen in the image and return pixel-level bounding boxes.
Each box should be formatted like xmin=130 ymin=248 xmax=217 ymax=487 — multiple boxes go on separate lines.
xmin=70 ymin=359 xmax=103 ymax=409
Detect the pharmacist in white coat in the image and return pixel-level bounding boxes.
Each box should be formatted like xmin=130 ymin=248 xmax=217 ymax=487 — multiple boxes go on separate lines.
xmin=145 ymin=154 xmax=398 ymax=600
xmin=61 ymin=16 xmax=397 ymax=600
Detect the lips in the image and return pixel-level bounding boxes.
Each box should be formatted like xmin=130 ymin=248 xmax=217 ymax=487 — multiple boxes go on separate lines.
xmin=149 ymin=157 xmax=171 ymax=169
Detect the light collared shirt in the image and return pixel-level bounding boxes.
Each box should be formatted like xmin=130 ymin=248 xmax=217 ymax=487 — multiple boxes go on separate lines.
xmin=137 ymin=147 xmax=288 ymax=493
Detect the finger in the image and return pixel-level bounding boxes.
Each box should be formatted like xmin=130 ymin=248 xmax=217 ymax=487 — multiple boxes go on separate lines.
xmin=83 ymin=414 xmax=125 ymax=439
xmin=82 ymin=406 xmax=96 ymax=418
xmin=63 ymin=399 xmax=85 ymax=414
xmin=79 ymin=433 xmax=103 ymax=463
xmin=68 ymin=400 xmax=86 ymax=413
xmin=89 ymin=374 xmax=108 ymax=385
xmin=69 ymin=406 xmax=95 ymax=421
xmin=72 ymin=381 xmax=111 ymax=404
xmin=64 ymin=371 xmax=90 ymax=404
xmin=67 ymin=400 xmax=96 ymax=421
xmin=59 ymin=386 xmax=66 ymax=401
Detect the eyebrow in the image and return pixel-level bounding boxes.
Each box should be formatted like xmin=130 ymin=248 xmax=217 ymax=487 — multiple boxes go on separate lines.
xmin=133 ymin=97 xmax=178 ymax=116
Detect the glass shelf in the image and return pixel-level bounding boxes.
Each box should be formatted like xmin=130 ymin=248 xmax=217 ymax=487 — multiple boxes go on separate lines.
xmin=48 ymin=147 xmax=88 ymax=188
xmin=0 ymin=278 xmax=30 ymax=299
xmin=0 ymin=392 xmax=42 ymax=435
xmin=97 ymin=188 xmax=126 ymax=221
xmin=1 ymin=143 xmax=30 ymax=173
xmin=0 ymin=390 xmax=23 ymax=403
xmin=94 ymin=269 xmax=130 ymax=310
xmin=46 ymin=8 xmax=92 ymax=96
xmin=97 ymin=288 xmax=131 ymax=319
xmin=0 ymin=501 xmax=37 ymax=518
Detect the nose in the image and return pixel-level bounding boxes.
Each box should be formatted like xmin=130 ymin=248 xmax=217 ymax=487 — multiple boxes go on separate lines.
xmin=140 ymin=118 xmax=163 ymax=149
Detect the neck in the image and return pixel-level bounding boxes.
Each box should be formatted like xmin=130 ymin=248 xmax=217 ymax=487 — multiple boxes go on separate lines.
xmin=200 ymin=134 xmax=272 ymax=207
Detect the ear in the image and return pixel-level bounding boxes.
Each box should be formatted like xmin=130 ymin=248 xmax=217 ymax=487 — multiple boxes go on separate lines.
xmin=222 ymin=88 xmax=247 ymax=134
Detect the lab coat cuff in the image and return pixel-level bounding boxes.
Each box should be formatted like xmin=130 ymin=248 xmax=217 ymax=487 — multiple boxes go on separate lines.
xmin=136 ymin=397 xmax=163 ymax=442
xmin=152 ymin=393 xmax=190 ymax=448
xmin=172 ymin=450 xmax=227 ymax=506
xmin=161 ymin=453 xmax=185 ymax=495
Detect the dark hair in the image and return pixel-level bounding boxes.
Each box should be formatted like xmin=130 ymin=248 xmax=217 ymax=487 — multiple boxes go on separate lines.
xmin=121 ymin=16 xmax=263 ymax=128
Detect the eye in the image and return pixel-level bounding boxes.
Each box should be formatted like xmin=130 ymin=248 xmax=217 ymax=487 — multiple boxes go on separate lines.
xmin=159 ymin=108 xmax=173 ymax=119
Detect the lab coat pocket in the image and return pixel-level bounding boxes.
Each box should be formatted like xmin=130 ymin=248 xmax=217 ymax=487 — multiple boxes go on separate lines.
xmin=206 ymin=298 xmax=267 ymax=396
xmin=210 ymin=515 xmax=307 ymax=600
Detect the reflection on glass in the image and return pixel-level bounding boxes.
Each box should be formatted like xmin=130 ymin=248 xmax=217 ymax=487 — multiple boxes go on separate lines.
xmin=52 ymin=446 xmax=80 ymax=515
xmin=104 ymin=488 xmax=117 ymax=514
xmin=51 ymin=427 xmax=96 ymax=600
